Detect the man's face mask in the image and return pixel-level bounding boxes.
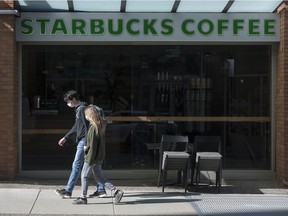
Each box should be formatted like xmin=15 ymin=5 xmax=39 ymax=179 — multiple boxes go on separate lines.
xmin=67 ymin=100 xmax=74 ymax=107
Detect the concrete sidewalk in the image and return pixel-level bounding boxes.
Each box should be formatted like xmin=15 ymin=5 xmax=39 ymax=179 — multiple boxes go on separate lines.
xmin=0 ymin=188 xmax=197 ymax=216
xmin=0 ymin=179 xmax=288 ymax=215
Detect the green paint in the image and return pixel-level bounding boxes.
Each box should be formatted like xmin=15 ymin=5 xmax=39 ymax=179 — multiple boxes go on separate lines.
xmin=249 ymin=19 xmax=260 ymax=35
xmin=21 ymin=19 xmax=33 ymax=35
xmin=91 ymin=19 xmax=104 ymax=34
xmin=51 ymin=19 xmax=68 ymax=35
xmin=218 ymin=19 xmax=229 ymax=35
xmin=71 ymin=19 xmax=86 ymax=35
xmin=161 ymin=19 xmax=173 ymax=35
xmin=108 ymin=19 xmax=123 ymax=35
xmin=264 ymin=19 xmax=276 ymax=35
xmin=143 ymin=19 xmax=157 ymax=35
xmin=36 ymin=19 xmax=49 ymax=35
xmin=182 ymin=19 xmax=195 ymax=35
xmin=198 ymin=19 xmax=214 ymax=35
xmin=127 ymin=19 xmax=140 ymax=35
xmin=19 ymin=17 xmax=277 ymax=38
xmin=233 ymin=19 xmax=245 ymax=35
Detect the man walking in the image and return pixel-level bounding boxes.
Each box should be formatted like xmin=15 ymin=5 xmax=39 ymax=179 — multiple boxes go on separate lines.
xmin=54 ymin=90 xmax=106 ymax=198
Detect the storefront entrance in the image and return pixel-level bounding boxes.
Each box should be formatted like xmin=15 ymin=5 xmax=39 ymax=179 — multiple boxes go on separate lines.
xmin=21 ymin=45 xmax=272 ymax=172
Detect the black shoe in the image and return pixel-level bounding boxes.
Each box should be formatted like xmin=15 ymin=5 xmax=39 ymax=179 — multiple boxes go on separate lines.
xmin=54 ymin=189 xmax=71 ymax=198
xmin=73 ymin=197 xmax=87 ymax=205
xmin=54 ymin=188 xmax=65 ymax=196
xmin=89 ymin=190 xmax=107 ymax=198
xmin=113 ymin=190 xmax=124 ymax=203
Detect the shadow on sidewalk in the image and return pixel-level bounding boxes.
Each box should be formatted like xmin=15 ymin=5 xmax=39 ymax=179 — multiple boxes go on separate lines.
xmin=113 ymin=191 xmax=202 ymax=205
xmin=0 ymin=177 xmax=287 ymax=195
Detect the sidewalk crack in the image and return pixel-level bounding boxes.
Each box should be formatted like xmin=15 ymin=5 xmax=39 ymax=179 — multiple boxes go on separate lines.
xmin=29 ymin=189 xmax=41 ymax=214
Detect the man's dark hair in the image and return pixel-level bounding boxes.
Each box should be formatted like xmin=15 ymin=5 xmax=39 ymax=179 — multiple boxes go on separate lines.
xmin=63 ymin=90 xmax=79 ymax=102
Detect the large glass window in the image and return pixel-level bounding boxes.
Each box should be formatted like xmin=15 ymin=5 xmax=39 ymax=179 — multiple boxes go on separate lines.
xmin=21 ymin=45 xmax=271 ymax=171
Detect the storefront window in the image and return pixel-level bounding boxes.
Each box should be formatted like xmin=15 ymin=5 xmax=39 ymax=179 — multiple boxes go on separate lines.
xmin=21 ymin=45 xmax=271 ymax=171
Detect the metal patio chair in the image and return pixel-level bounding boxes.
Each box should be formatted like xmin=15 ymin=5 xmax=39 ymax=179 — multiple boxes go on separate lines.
xmin=157 ymin=135 xmax=190 ymax=192
xmin=193 ymin=136 xmax=223 ymax=193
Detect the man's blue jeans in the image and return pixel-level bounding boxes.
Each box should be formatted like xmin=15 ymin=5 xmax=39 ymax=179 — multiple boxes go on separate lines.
xmin=65 ymin=139 xmax=105 ymax=193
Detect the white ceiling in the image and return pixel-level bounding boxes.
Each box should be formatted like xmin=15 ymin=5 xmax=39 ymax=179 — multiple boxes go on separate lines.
xmin=16 ymin=0 xmax=284 ymax=13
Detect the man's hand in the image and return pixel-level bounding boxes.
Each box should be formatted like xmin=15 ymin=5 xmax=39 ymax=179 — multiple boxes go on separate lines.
xmin=58 ymin=137 xmax=66 ymax=146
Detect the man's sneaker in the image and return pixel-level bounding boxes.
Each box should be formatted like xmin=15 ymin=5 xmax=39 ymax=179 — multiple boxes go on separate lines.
xmin=89 ymin=190 xmax=107 ymax=198
xmin=54 ymin=188 xmax=65 ymax=196
xmin=73 ymin=197 xmax=87 ymax=205
xmin=113 ymin=190 xmax=124 ymax=203
xmin=54 ymin=189 xmax=71 ymax=198
xmin=61 ymin=190 xmax=72 ymax=198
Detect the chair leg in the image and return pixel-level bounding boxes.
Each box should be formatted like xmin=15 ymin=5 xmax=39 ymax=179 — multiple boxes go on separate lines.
xmin=195 ymin=167 xmax=199 ymax=191
xmin=216 ymin=170 xmax=221 ymax=193
xmin=218 ymin=167 xmax=222 ymax=193
xmin=216 ymin=171 xmax=219 ymax=188
xmin=180 ymin=171 xmax=185 ymax=188
xmin=184 ymin=170 xmax=187 ymax=193
xmin=177 ymin=170 xmax=182 ymax=184
xmin=162 ymin=169 xmax=166 ymax=192
xmin=217 ymin=160 xmax=222 ymax=193
xmin=157 ymin=169 xmax=162 ymax=187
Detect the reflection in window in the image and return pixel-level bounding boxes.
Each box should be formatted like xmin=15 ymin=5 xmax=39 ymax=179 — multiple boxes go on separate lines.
xmin=22 ymin=45 xmax=271 ymax=171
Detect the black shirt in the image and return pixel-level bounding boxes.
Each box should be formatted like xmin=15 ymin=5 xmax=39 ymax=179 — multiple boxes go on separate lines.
xmin=64 ymin=102 xmax=89 ymax=143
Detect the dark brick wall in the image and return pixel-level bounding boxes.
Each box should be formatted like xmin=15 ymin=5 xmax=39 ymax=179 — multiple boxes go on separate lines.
xmin=0 ymin=0 xmax=18 ymax=180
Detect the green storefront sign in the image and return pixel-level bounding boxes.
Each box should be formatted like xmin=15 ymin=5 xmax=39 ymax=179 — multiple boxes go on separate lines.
xmin=16 ymin=13 xmax=280 ymax=42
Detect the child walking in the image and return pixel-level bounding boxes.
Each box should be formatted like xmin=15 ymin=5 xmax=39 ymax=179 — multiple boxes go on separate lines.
xmin=73 ymin=105 xmax=124 ymax=205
